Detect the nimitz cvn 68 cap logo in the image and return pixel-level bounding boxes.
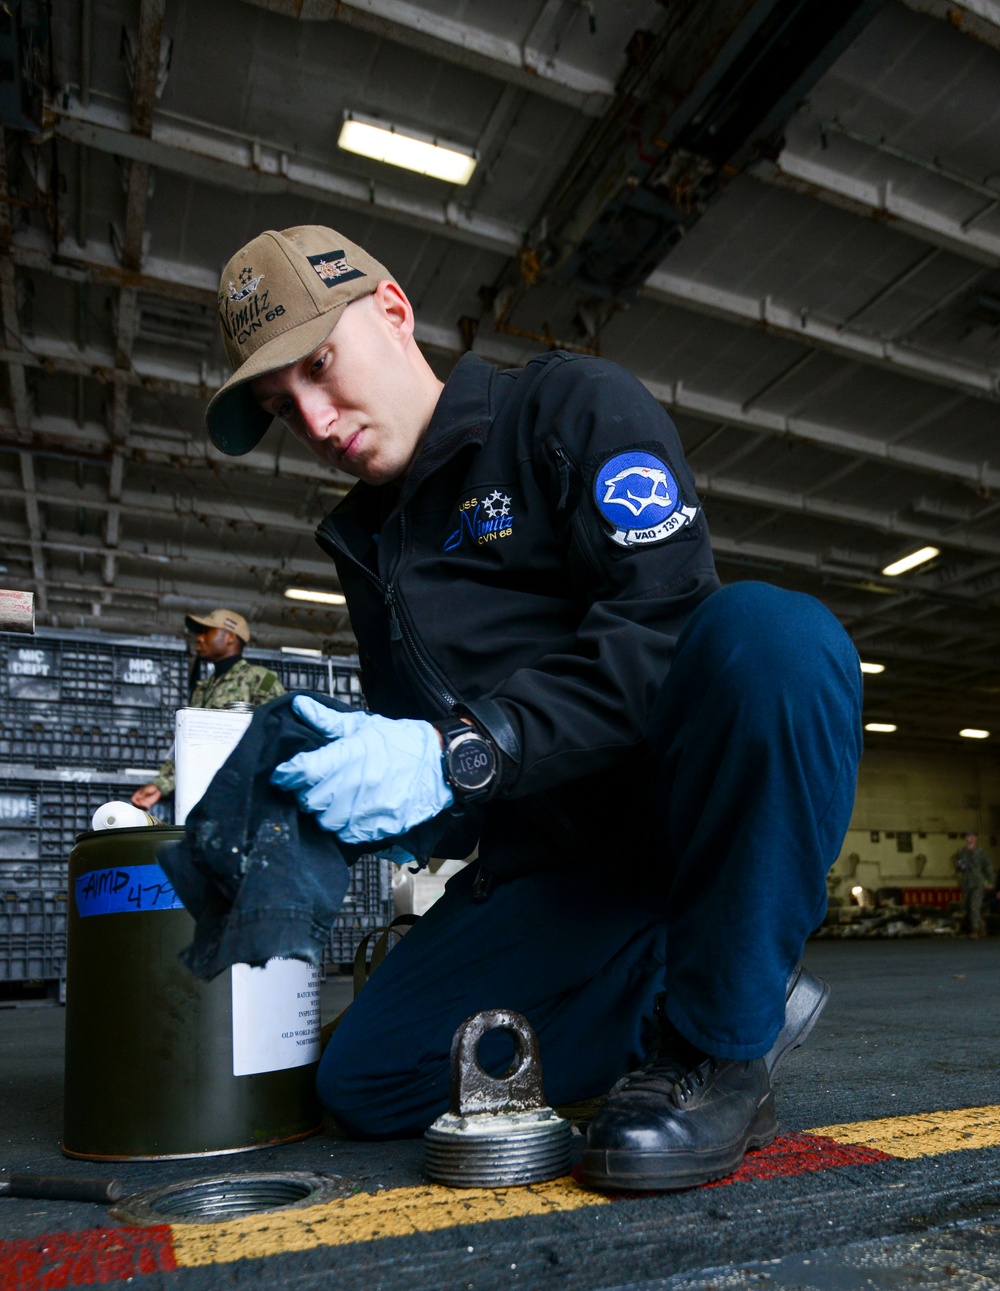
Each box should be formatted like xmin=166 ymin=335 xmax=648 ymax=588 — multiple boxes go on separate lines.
xmin=594 ymin=450 xmax=698 ymax=548
xmin=306 ymin=251 xmax=367 ymax=288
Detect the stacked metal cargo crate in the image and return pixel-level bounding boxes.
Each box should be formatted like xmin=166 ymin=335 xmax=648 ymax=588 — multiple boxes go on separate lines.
xmin=0 ymin=629 xmax=393 ymax=992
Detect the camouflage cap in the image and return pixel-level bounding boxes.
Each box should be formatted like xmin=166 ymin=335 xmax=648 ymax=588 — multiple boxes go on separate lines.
xmin=184 ymin=608 xmax=251 ymax=644
xmin=206 ymin=225 xmax=396 ymax=457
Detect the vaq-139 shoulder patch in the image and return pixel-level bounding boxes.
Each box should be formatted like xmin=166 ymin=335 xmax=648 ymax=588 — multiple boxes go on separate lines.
xmin=594 ymin=450 xmax=698 ymax=548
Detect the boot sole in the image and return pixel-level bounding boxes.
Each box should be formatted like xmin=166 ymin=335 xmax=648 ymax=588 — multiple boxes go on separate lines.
xmin=579 ymin=1092 xmax=778 ymax=1193
xmin=765 ymin=965 xmax=829 ymax=1075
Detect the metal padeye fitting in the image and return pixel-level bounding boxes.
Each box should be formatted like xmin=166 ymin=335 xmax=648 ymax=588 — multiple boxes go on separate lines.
xmin=423 ymin=1009 xmax=572 ymax=1188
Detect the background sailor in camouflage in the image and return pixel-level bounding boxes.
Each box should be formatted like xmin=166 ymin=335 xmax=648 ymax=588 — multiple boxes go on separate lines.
xmin=954 ymin=831 xmax=995 ymax=938
xmin=131 ymin=608 xmax=283 ymax=810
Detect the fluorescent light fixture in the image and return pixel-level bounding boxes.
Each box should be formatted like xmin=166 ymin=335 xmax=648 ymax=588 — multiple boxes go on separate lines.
xmin=882 ymin=546 xmax=939 ymax=577
xmin=339 ymin=112 xmax=477 ymax=185
xmin=960 ymin=728 xmax=990 ymax=739
xmin=865 ymin=722 xmax=897 ymax=733
xmin=280 ymin=646 xmax=324 ymax=658
xmin=859 ymin=662 xmax=885 ymax=675
xmin=284 ymin=588 xmax=347 ymax=606
xmin=851 ymin=885 xmax=863 ymax=898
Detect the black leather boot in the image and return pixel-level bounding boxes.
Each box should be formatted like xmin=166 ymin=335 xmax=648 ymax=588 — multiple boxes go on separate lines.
xmin=580 ymin=965 xmax=828 ymax=1192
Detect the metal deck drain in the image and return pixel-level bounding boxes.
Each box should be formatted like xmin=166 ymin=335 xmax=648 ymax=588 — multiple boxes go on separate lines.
xmin=111 ymin=1171 xmax=353 ymax=1225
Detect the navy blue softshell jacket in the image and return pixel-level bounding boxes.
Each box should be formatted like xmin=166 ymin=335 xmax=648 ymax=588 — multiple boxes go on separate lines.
xmin=316 ymin=351 xmax=721 ymax=878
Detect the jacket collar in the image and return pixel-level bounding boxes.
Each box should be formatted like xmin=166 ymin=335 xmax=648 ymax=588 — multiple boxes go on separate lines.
xmin=405 ymin=351 xmax=495 ymax=488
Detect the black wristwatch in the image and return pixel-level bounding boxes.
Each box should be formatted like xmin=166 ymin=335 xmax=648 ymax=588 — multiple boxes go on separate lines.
xmin=433 ymin=717 xmax=498 ymax=803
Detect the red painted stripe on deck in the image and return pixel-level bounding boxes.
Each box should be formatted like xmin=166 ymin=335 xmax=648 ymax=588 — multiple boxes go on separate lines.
xmin=704 ymin=1131 xmax=895 ymax=1185
xmin=0 ymin=1133 xmax=896 ymax=1286
xmin=0 ymin=1223 xmax=177 ymax=1290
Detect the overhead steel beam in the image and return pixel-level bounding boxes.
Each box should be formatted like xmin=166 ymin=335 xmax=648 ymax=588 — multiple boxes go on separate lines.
xmin=10 ymin=318 xmax=1000 ymax=495
xmin=103 ymin=0 xmax=167 ymax=591
xmin=754 ymin=147 xmax=1000 ymax=269
xmin=0 ymin=576 xmax=357 ymax=645
xmin=16 ymin=451 xmax=47 ymax=612
xmin=516 ymin=0 xmax=886 ymax=300
xmin=239 ymin=0 xmax=614 ymax=115
xmin=642 ymin=268 xmax=1000 ymax=400
xmin=0 ymin=480 xmax=330 ymax=539
xmin=708 ymin=533 xmax=992 ymax=606
xmin=12 ymin=226 xmax=220 ymax=304
xmin=0 ymin=529 xmax=341 ymax=582
xmin=4 ymin=500 xmax=987 ymax=620
xmin=900 ymin=0 xmax=1000 ymax=52
xmin=695 ymin=472 xmax=1000 ymax=561
xmin=17 ymin=225 xmax=1000 ymax=423
xmin=49 ymin=95 xmax=524 ymax=258
xmin=0 ymin=126 xmax=47 ymax=614
xmin=0 ymin=409 xmax=335 ymax=485
xmin=11 ymin=408 xmax=1000 ymax=574
xmin=639 ymin=374 xmax=1000 ymax=493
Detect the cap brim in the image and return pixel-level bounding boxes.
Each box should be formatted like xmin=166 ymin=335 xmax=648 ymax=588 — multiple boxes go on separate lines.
xmin=205 ymin=305 xmax=351 ymax=455
xmin=184 ymin=615 xmax=214 ymax=633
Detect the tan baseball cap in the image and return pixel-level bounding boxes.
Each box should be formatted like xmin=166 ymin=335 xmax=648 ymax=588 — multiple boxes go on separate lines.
xmin=206 ymin=225 xmax=396 ymax=456
xmin=185 ymin=608 xmax=251 ymax=644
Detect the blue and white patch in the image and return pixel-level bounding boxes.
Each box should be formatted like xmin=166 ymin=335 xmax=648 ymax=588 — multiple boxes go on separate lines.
xmin=594 ymin=450 xmax=698 ymax=549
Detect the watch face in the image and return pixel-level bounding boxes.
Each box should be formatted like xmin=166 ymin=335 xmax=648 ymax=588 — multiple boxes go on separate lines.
xmin=448 ymin=732 xmax=496 ymax=793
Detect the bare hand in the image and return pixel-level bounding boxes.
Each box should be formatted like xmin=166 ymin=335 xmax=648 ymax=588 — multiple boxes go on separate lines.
xmin=131 ymin=784 xmax=162 ymax=809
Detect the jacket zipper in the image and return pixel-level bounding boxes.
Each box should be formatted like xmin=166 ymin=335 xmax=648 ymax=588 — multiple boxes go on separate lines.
xmin=317 ymin=515 xmax=458 ymax=713
xmin=550 ymin=439 xmax=573 ymax=513
xmin=393 ymin=510 xmax=459 ymax=709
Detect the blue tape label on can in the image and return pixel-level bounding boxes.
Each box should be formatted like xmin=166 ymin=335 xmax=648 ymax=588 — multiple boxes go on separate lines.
xmin=74 ymin=864 xmax=185 ymax=917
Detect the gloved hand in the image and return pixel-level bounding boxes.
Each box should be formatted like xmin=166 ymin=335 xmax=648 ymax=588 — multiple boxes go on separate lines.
xmin=271 ymin=696 xmax=454 ymax=845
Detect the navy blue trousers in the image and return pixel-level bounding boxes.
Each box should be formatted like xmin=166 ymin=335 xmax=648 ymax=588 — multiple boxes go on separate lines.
xmin=318 ymin=582 xmax=863 ymax=1138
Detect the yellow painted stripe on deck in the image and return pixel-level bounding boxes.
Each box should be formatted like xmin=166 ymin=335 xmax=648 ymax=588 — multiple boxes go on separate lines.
xmin=169 ymin=1176 xmax=607 ymax=1268
xmin=808 ymin=1103 xmax=1000 ymax=1159
xmin=167 ymin=1104 xmax=1000 ymax=1268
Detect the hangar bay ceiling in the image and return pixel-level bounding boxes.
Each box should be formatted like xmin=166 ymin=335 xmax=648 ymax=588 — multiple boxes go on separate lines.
xmin=2 ymin=0 xmax=1000 ymax=745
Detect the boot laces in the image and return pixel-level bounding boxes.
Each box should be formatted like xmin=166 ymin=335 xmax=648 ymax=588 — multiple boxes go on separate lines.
xmin=612 ymin=1054 xmax=717 ymax=1106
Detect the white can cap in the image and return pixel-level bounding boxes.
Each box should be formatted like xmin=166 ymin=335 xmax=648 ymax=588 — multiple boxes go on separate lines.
xmin=91 ymin=801 xmax=156 ymax=831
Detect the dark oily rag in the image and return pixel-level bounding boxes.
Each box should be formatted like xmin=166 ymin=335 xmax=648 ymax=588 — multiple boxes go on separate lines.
xmin=159 ymin=692 xmax=444 ymax=980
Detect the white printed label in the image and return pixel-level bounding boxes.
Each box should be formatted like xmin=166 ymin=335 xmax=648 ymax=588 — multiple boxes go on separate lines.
xmin=231 ymin=958 xmax=321 ymax=1077
xmin=174 ymin=707 xmax=253 ymax=826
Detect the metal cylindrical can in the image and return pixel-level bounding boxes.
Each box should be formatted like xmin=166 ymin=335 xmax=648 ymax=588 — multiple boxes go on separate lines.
xmin=63 ymin=826 xmax=322 ymax=1160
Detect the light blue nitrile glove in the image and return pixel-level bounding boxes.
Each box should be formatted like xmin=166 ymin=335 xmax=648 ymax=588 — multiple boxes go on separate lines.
xmin=271 ymin=695 xmax=454 ymax=845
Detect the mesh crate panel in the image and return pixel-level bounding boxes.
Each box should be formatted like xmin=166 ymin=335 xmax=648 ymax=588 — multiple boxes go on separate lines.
xmin=0 ymin=890 xmax=67 ymax=980
xmin=326 ymin=856 xmax=394 ymax=964
xmin=0 ymin=776 xmax=144 ymax=866
xmin=0 ymin=703 xmax=172 ymax=771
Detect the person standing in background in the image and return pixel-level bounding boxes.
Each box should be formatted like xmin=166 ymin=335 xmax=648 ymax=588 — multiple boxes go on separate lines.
xmin=130 ymin=608 xmax=284 ymax=811
xmin=954 ymin=831 xmax=995 ymax=938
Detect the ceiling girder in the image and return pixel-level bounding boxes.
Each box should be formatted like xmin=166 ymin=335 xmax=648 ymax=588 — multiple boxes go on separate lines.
xmin=239 ymin=0 xmax=614 ymax=115
xmin=709 ymin=533 xmax=990 ymax=607
xmin=9 ymin=314 xmax=1000 ymax=496
xmin=755 ymin=148 xmax=1000 ymax=270
xmin=49 ymin=95 xmax=524 ymax=258
xmin=697 ymin=472 xmax=1000 ymax=561
xmin=6 ymin=450 xmax=1000 ymax=562
xmin=519 ymin=0 xmax=887 ymax=299
xmin=643 ymin=268 xmax=1000 ymax=401
xmin=10 ymin=416 xmax=1000 ymax=568
xmin=17 ymin=171 xmax=999 ymax=416
xmin=0 ymin=480 xmax=331 ymax=539
xmin=900 ymin=0 xmax=1000 ymax=52
xmin=0 ymin=126 xmax=47 ymax=613
xmin=6 ymin=573 xmax=357 ymax=644
xmin=0 ymin=527 xmax=341 ymax=582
